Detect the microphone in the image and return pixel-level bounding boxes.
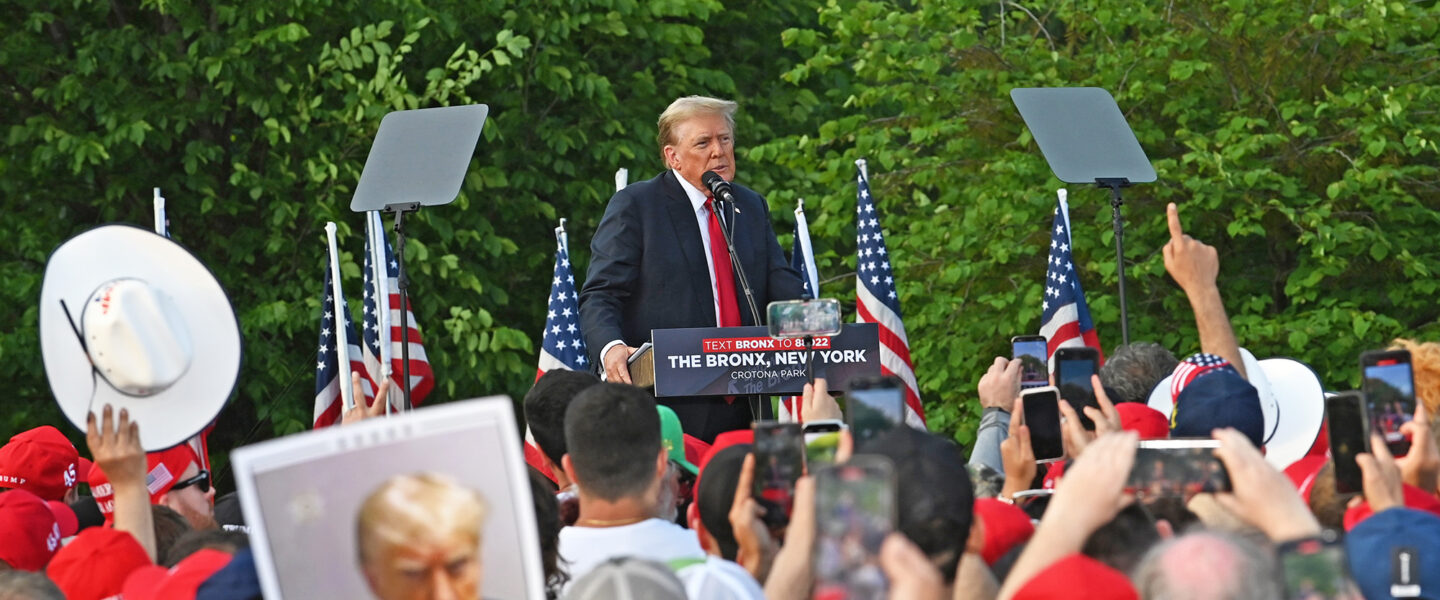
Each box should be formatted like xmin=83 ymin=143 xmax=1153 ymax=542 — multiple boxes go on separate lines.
xmin=702 ymin=170 xmax=737 ymax=204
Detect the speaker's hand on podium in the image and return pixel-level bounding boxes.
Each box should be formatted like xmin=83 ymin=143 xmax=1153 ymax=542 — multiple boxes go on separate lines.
xmin=604 ymin=343 xmax=638 ymax=384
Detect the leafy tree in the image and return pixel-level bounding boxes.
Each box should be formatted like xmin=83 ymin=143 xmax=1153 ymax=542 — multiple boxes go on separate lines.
xmin=753 ymin=0 xmax=1440 ymax=445
xmin=0 ymin=0 xmax=809 ymax=483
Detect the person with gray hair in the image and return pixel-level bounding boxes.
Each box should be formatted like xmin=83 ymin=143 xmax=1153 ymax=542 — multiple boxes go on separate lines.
xmin=0 ymin=570 xmax=65 ymax=600
xmin=1131 ymin=530 xmax=1280 ymax=599
xmin=579 ymin=95 xmax=805 ymax=442
xmin=1099 ymin=342 xmax=1178 ymax=405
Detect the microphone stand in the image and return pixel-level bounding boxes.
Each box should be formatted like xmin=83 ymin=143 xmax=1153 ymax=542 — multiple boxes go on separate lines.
xmin=712 ymin=196 xmax=764 ymax=421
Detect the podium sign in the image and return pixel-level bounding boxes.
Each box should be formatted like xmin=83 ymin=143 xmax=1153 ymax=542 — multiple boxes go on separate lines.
xmin=651 ymin=324 xmax=881 ymax=397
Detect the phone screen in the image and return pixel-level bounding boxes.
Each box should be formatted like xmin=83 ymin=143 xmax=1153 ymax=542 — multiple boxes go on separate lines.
xmin=813 ymin=457 xmax=895 ymax=600
xmin=1128 ymin=442 xmax=1232 ymax=499
xmin=1280 ymin=536 xmax=1364 ymax=600
xmin=1022 ymin=388 xmax=1064 ymax=462
xmin=767 ymin=299 xmax=843 ymax=338
xmin=847 ymin=387 xmax=905 ymax=445
xmin=1326 ymin=393 xmax=1368 ymax=495
xmin=753 ymin=422 xmax=805 ymax=525
xmin=1012 ymin=337 xmax=1049 ymax=390
xmin=1362 ymin=355 xmax=1415 ymax=454
xmin=1055 ymin=355 xmax=1098 ymax=430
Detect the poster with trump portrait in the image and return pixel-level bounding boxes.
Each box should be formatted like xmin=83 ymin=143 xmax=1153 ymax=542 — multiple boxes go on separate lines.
xmin=231 ymin=397 xmax=544 ymax=600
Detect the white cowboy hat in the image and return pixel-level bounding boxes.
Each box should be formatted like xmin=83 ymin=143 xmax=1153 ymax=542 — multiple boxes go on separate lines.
xmin=1148 ymin=348 xmax=1325 ymax=469
xmin=39 ymin=225 xmax=241 ymax=451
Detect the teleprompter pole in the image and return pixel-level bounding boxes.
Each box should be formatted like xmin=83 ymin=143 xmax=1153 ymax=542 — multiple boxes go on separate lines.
xmin=388 ymin=202 xmax=421 ymax=411
xmin=1096 ymin=178 xmax=1131 ymax=346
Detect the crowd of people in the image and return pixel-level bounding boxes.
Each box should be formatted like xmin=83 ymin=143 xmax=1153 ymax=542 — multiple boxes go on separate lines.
xmin=4 ymin=94 xmax=1440 ymax=599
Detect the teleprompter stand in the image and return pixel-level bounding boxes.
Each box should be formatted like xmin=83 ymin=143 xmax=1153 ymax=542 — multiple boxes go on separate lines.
xmin=1010 ymin=87 xmax=1157 ymax=346
xmin=351 ymin=104 xmax=490 ymax=410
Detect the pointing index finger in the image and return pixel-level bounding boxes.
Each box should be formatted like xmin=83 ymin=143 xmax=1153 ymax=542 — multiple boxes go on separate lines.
xmin=1167 ymin=202 xmax=1184 ymax=242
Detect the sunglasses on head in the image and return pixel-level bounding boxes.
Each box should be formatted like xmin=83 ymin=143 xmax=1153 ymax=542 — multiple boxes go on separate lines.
xmin=171 ymin=469 xmax=211 ymax=494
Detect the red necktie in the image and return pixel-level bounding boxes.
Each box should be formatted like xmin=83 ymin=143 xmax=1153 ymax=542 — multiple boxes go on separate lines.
xmin=706 ymin=197 xmax=742 ymax=328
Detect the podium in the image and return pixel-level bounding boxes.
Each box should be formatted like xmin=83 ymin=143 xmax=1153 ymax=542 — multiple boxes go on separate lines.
xmin=643 ymin=324 xmax=881 ymax=397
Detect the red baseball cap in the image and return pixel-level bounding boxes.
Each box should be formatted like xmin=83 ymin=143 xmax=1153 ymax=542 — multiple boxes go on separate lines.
xmin=0 ymin=489 xmax=65 ymax=571
xmin=1116 ymin=403 xmax=1170 ymax=440
xmin=1013 ymin=554 xmax=1139 ymax=600
xmin=47 ymin=527 xmax=153 ymax=600
xmin=0 ymin=425 xmax=86 ymax=501
xmin=1343 ymin=483 xmax=1440 ymax=530
xmin=89 ymin=443 xmax=199 ymax=522
xmin=973 ymin=498 xmax=1035 ymax=565
xmin=123 ymin=549 xmax=233 ymax=600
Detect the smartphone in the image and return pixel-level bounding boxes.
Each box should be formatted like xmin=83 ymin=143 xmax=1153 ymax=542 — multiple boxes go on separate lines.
xmin=812 ymin=456 xmax=896 ymax=600
xmin=1021 ymin=387 xmax=1065 ymax=463
xmin=1128 ymin=440 xmax=1232 ymax=499
xmin=1278 ymin=530 xmax=1364 ymax=600
xmin=1054 ymin=347 xmax=1100 ymax=430
xmin=1326 ymin=392 xmax=1369 ymax=495
xmin=846 ymin=378 xmax=906 ymax=445
xmin=804 ymin=421 xmax=844 ymax=466
xmin=1011 ymin=335 xmax=1050 ymax=390
xmin=1360 ymin=349 xmax=1416 ymax=455
xmin=752 ymin=422 xmax=805 ymax=527
xmin=767 ymin=298 xmax=843 ymax=338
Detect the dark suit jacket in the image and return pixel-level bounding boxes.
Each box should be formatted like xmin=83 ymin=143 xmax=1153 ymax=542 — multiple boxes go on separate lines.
xmin=578 ymin=171 xmax=805 ymax=440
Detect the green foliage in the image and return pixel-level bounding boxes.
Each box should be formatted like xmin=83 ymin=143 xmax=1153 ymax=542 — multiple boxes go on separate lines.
xmin=0 ymin=0 xmax=810 ymax=475
xmin=2 ymin=0 xmax=1436 ymax=466
xmin=753 ymin=0 xmax=1440 ymax=445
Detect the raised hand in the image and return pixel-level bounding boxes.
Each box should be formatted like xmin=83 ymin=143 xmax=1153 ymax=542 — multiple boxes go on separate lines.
xmin=1352 ymin=432 xmax=1406 ymax=514
xmin=342 ymin=372 xmax=392 ymax=425
xmin=1396 ymin=402 xmax=1439 ymax=495
xmin=800 ymin=377 xmax=843 ymax=423
xmin=978 ymin=357 xmax=1023 ymax=413
xmin=1211 ymin=427 xmax=1320 ymax=542
xmin=731 ymin=453 xmax=778 ymax=582
xmin=1162 ymin=202 xmax=1219 ymax=295
xmin=1000 ymin=396 xmax=1038 ymax=500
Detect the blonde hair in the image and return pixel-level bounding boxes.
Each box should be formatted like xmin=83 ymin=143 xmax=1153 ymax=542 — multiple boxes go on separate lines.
xmin=656 ymin=96 xmax=738 ymax=159
xmin=355 ymin=472 xmax=488 ymax=563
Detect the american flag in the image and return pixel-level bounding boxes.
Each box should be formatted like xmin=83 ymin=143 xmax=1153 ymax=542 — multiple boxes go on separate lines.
xmin=535 ymin=229 xmax=589 ymax=379
xmin=854 ymin=160 xmax=926 ymax=428
xmin=779 ymin=201 xmax=820 ymax=422
xmin=314 ymin=263 xmax=373 ymax=428
xmin=1039 ymin=190 xmax=1104 ymax=364
xmin=792 ymin=199 xmax=820 ymax=299
xmin=362 ymin=213 xmax=434 ymax=410
xmin=527 ymin=224 xmax=588 ymax=483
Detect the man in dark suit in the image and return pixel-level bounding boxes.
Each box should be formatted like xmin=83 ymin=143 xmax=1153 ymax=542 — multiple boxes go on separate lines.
xmin=579 ymin=95 xmax=805 ymax=442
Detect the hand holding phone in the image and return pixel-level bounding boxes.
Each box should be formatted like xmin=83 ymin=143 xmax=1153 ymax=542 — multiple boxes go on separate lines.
xmin=812 ymin=456 xmax=896 ymax=600
xmin=1054 ymin=347 xmax=1100 ymax=430
xmin=753 ymin=422 xmax=805 ymax=527
xmin=1127 ymin=440 xmax=1231 ymax=499
xmin=1361 ymin=349 xmax=1416 ymax=455
xmin=1021 ymin=386 xmax=1065 ymax=463
xmin=1326 ymin=392 xmax=1368 ymax=495
xmin=846 ymin=377 xmax=906 ymax=445
xmin=1278 ymin=531 xmax=1364 ymax=600
xmin=1011 ymin=335 xmax=1049 ymax=390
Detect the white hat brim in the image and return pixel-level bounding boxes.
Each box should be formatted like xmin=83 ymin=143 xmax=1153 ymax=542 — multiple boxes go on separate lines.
xmin=1147 ymin=348 xmax=1324 ymax=469
xmin=39 ymin=225 xmax=241 ymax=451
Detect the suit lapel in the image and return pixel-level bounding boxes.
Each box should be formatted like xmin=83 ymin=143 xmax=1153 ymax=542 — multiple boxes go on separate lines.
xmin=659 ymin=172 xmax=718 ymax=325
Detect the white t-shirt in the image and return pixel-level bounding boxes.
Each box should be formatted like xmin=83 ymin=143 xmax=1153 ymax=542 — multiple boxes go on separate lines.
xmin=558 ymin=518 xmax=762 ymax=599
